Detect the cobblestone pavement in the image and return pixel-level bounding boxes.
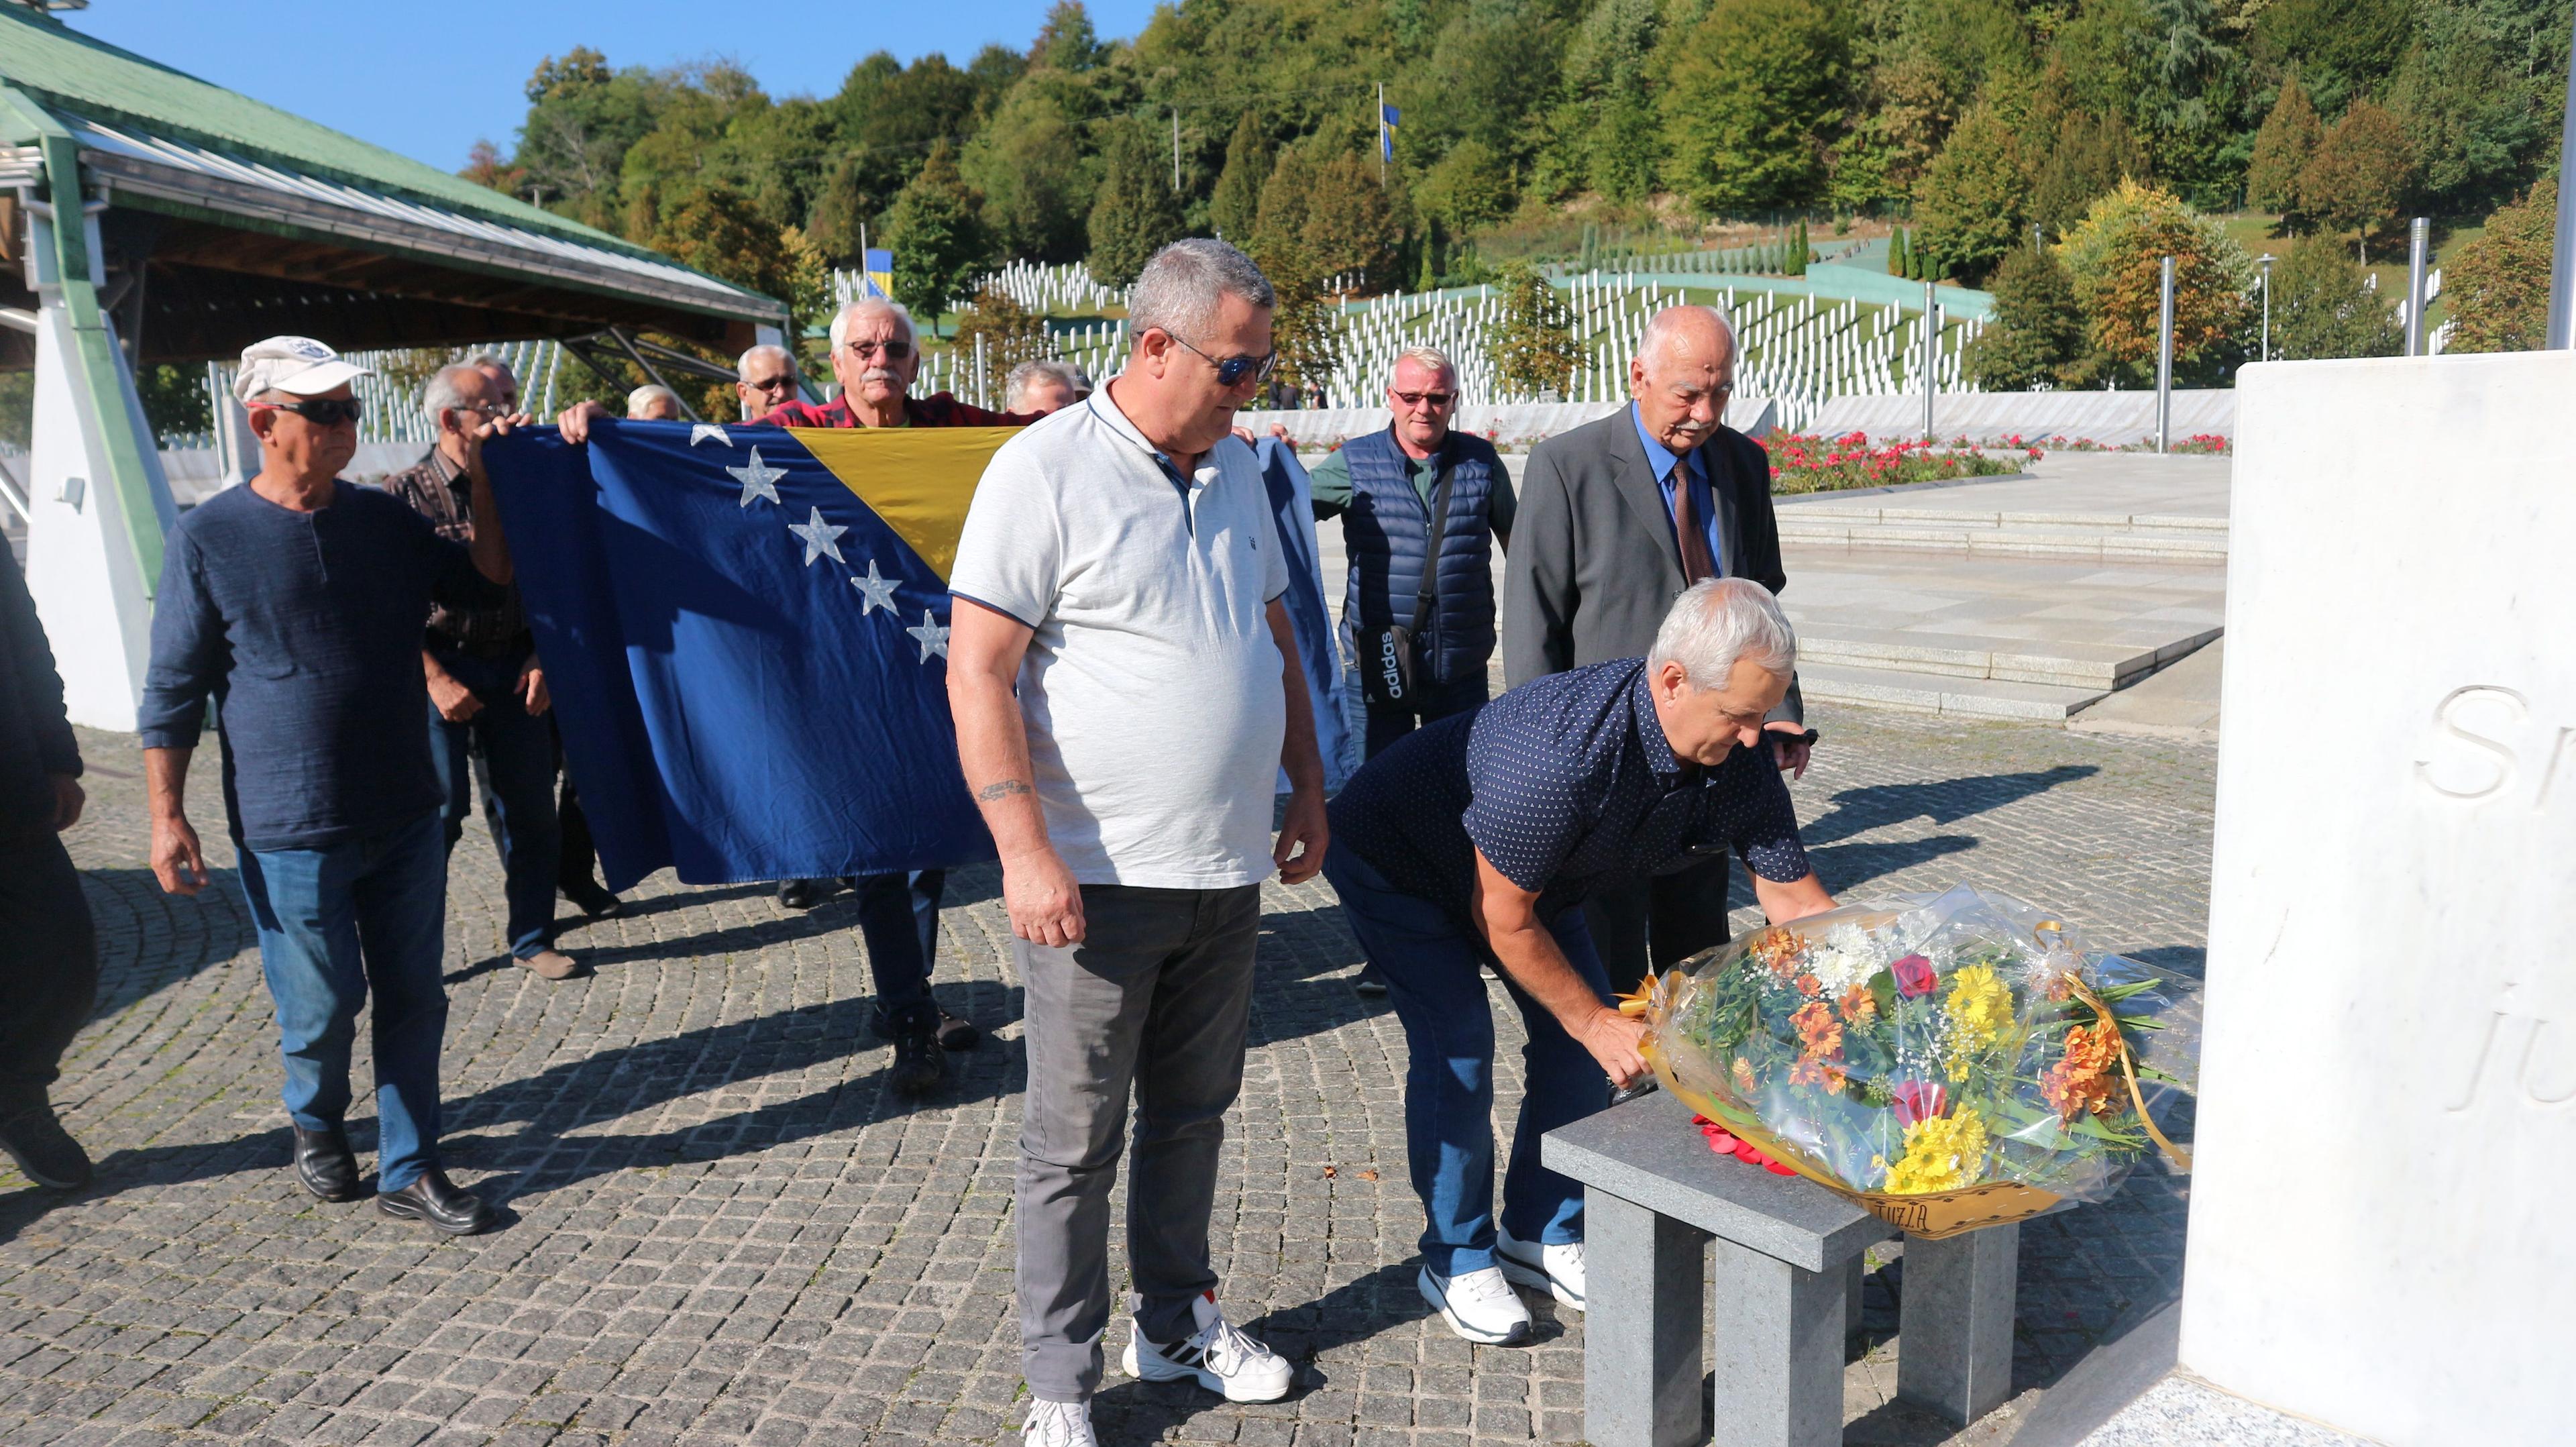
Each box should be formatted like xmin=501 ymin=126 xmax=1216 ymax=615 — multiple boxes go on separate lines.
xmin=2 ymin=712 xmax=2212 ymax=1447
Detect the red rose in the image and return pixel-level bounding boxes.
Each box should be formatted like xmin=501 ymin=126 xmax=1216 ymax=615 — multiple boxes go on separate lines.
xmin=1892 ymin=954 xmax=1937 ymax=998
xmin=1891 ymin=1079 xmax=1947 ymax=1126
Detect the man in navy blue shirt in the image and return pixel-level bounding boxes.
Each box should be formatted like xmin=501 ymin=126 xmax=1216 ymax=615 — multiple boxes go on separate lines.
xmin=1323 ymin=578 xmax=1835 ymax=1346
xmin=140 ymin=337 xmax=519 ymax=1237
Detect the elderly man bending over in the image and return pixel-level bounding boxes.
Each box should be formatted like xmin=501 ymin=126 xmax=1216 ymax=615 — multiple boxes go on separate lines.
xmin=558 ymin=299 xmax=1034 ymax=1095
xmin=1321 ymin=578 xmax=1835 ymax=1346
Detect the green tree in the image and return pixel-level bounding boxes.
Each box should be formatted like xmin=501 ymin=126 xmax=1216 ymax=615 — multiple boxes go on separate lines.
xmin=1414 ymin=138 xmax=1515 ymax=238
xmin=1966 ymin=244 xmax=2088 ymax=388
xmin=1252 ymin=142 xmax=1325 ymax=263
xmin=134 ymin=364 xmax=213 ymax=444
xmin=960 ymin=77 xmax=1095 ymax=264
xmin=2027 ymin=104 xmax=2147 ymax=243
xmin=2057 ymin=178 xmax=2255 ymax=384
xmin=1914 ymin=97 xmax=2027 ymax=284
xmin=806 ymin=155 xmax=877 ymax=264
xmin=1490 ymin=265 xmax=1582 ymax=398
xmin=1086 ymin=117 xmax=1187 ymax=287
xmin=1299 ymin=150 xmax=1399 ymax=290
xmin=883 ymin=140 xmax=991 ymax=331
xmin=1536 ymin=0 xmax=1664 ymax=201
xmin=1888 ymin=226 xmax=1909 ymax=276
xmin=2298 ymin=100 xmax=2413 ymax=242
xmin=2443 ymin=178 xmax=2555 ymax=352
xmin=2245 ymin=74 xmax=2323 ymax=219
xmin=1243 ymin=234 xmax=1340 ymax=396
xmin=2254 ymin=0 xmax=2415 ymax=115
xmin=951 ymin=286 xmax=1057 ymax=376
xmin=1656 ymin=0 xmax=1852 ymax=215
xmin=2267 ymin=233 xmax=2400 ymax=360
xmin=1210 ymin=112 xmax=1273 ymax=244
xmin=2388 ymin=11 xmax=2553 ymax=217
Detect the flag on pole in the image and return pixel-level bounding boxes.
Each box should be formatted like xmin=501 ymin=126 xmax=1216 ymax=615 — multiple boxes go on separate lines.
xmin=862 ymin=247 xmax=894 ymax=298
xmin=1379 ymin=103 xmax=1400 ymax=162
xmin=483 ymin=421 xmax=1352 ymax=890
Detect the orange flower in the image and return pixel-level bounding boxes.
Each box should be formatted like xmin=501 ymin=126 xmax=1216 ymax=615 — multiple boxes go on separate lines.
xmin=1788 ymin=1057 xmax=1848 ymax=1094
xmin=1838 ymin=984 xmax=1878 ymax=1024
xmin=1792 ymin=1000 xmax=1841 ymax=1057
xmin=2042 ymin=1023 xmax=2121 ymax=1120
xmin=1795 ymin=973 xmax=1823 ymax=998
xmin=1750 ymin=927 xmax=1803 ymax=975
xmin=1731 ymin=1057 xmax=1759 ymax=1095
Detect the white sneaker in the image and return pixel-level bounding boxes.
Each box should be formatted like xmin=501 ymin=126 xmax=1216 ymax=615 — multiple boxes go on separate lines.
xmin=1419 ymin=1264 xmax=1533 ymax=1345
xmin=1022 ymin=1397 xmax=1095 ymax=1447
xmin=1496 ymin=1226 xmax=1586 ymax=1312
xmin=1120 ymin=1291 xmax=1295 ymax=1402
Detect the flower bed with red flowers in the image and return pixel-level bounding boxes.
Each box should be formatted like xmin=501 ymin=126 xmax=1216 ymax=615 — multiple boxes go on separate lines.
xmin=1759 ymin=432 xmax=2035 ymax=494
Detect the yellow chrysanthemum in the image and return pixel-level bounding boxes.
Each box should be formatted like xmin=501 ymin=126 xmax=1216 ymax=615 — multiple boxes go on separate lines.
xmin=1882 ymin=1107 xmax=1991 ymax=1195
xmin=1946 ymin=965 xmax=2015 ymax=1042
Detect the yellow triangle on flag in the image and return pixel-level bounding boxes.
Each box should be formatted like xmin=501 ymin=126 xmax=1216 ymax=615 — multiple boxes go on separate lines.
xmin=792 ymin=425 xmax=1019 ymax=584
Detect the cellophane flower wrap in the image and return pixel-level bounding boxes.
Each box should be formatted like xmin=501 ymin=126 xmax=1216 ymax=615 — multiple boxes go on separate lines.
xmin=1644 ymin=885 xmax=2197 ymax=1214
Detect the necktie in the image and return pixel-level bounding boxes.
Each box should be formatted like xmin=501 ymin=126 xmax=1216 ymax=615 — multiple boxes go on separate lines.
xmin=1670 ymin=461 xmax=1717 ymax=583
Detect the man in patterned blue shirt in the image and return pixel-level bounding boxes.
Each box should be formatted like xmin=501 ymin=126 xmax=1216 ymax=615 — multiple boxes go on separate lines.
xmin=1323 ymin=577 xmax=1836 ymax=1346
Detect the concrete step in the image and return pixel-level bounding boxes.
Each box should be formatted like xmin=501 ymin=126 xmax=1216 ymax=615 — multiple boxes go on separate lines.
xmin=1794 ymin=625 xmax=2222 ymax=691
xmin=1776 ymin=504 xmax=2229 ymax=561
xmin=1798 ymin=663 xmax=2110 ymax=722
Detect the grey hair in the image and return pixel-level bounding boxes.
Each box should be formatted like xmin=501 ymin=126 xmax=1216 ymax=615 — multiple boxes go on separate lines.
xmin=626 ymin=384 xmax=681 ymax=418
xmin=1648 ymin=578 xmax=1797 ymax=688
xmin=828 ymin=297 xmax=917 ymax=352
xmin=1639 ymin=303 xmax=1738 ymax=362
xmin=1128 ymin=238 xmax=1275 ymax=347
xmin=420 ymin=364 xmax=487 ymax=425
xmin=1392 ymin=344 xmax=1456 ymax=380
xmin=1004 ymin=358 xmax=1083 ymax=411
xmin=736 ymin=343 xmax=796 ymax=382
xmin=466 ymin=353 xmax=514 ymax=377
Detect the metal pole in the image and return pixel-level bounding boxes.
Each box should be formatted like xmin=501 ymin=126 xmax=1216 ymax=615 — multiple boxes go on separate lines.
xmin=975 ymin=331 xmax=989 ymax=409
xmin=1920 ymin=280 xmax=1937 ymax=443
xmin=1171 ymin=109 xmax=1181 ymax=193
xmin=2405 ymin=217 xmax=2429 ymax=356
xmin=2155 ymin=255 xmax=2176 ymax=455
xmin=2258 ymin=254 xmax=2274 ymax=362
xmin=2550 ymin=5 xmax=2576 ymax=347
xmin=1377 ymin=83 xmax=1386 ymax=179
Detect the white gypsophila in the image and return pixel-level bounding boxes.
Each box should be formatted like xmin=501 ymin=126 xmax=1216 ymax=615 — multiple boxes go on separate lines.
xmin=1805 ymin=922 xmax=1888 ymax=996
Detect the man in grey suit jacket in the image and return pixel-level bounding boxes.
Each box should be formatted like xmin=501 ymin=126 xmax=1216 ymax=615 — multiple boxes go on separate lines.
xmin=1503 ymin=304 xmax=1813 ymax=993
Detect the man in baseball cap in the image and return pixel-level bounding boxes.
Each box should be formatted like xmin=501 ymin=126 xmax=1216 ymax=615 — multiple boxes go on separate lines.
xmin=141 ymin=335 xmax=521 ymax=1236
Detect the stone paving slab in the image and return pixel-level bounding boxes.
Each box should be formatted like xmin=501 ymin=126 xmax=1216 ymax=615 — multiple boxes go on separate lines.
xmin=3 ymin=711 xmax=2213 ymax=1446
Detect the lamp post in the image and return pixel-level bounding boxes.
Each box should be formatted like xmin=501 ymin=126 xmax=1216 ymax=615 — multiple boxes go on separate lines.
xmin=2155 ymin=255 xmax=2176 ymax=455
xmin=2551 ymin=7 xmax=2576 ymax=347
xmin=2405 ymin=217 xmax=2429 ymax=357
xmin=2257 ymin=254 xmax=2275 ymax=362
xmin=1921 ymin=279 xmax=1938 ymax=443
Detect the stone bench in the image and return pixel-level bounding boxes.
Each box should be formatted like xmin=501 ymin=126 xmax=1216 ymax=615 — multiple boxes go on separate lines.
xmin=1543 ymin=1095 xmax=2022 ymax=1446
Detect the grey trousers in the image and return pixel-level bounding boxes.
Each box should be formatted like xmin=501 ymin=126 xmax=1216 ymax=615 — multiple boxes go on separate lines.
xmin=1016 ymin=883 xmax=1258 ymax=1403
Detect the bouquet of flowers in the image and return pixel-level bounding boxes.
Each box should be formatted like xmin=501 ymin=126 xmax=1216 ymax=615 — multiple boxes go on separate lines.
xmin=1639 ymin=885 xmax=2197 ymax=1238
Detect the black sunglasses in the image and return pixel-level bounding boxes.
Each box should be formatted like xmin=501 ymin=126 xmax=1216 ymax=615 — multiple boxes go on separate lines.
xmin=843 ymin=339 xmax=914 ymax=360
xmin=252 ymin=397 xmax=366 ymax=425
xmin=1391 ymin=389 xmax=1456 ymax=407
xmin=1165 ymin=331 xmax=1278 ymax=388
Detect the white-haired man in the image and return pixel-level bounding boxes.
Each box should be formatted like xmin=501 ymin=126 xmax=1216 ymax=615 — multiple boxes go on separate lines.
xmin=384 ymin=364 xmax=578 ymax=983
xmin=1004 ymin=358 xmax=1089 ymax=415
xmin=557 ymin=297 xmax=1034 ymax=1094
xmin=142 ymin=338 xmax=523 ymax=1236
xmin=1324 ymin=578 xmax=1834 ymax=1344
xmin=735 ymin=343 xmax=799 ymax=421
xmin=625 ymin=384 xmax=682 ymax=421
xmin=1503 ymin=303 xmax=1811 ymax=997
xmin=948 ymin=239 xmax=1326 ymax=1444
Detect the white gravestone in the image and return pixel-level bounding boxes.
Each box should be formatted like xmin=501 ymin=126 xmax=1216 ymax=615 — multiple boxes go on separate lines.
xmin=2181 ymin=351 xmax=2575 ymax=1446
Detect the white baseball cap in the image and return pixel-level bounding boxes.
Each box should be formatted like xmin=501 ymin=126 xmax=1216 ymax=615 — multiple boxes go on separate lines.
xmin=233 ymin=335 xmax=371 ymax=405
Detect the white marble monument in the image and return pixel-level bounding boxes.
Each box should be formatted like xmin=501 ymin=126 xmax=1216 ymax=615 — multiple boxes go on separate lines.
xmin=2181 ymin=351 xmax=2575 ymax=1445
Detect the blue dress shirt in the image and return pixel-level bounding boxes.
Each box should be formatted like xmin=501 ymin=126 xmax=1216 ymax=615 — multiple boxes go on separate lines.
xmin=1631 ymin=402 xmax=1725 ymax=576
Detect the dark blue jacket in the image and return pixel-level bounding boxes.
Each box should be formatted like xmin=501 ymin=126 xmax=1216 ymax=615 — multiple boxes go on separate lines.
xmin=0 ymin=543 xmax=80 ymax=835
xmin=1338 ymin=427 xmax=1503 ymax=686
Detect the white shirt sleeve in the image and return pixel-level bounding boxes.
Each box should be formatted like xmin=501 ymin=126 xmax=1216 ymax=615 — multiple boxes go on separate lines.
xmin=947 ymin=439 xmax=1061 ymax=629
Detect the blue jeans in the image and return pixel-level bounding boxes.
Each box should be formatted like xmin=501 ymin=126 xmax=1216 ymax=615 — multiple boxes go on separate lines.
xmin=427 ymin=648 xmax=562 ymax=958
xmin=235 ymin=811 xmax=450 ymax=1193
xmin=1322 ymin=846 xmax=1611 ymax=1277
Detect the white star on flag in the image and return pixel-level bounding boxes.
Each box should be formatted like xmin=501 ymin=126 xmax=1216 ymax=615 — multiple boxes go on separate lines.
xmin=906 ymin=609 xmax=950 ymax=663
xmin=849 ymin=559 xmax=900 ymax=614
xmin=689 ymin=423 xmax=733 ymax=448
xmin=787 ymin=506 xmax=848 ymax=566
xmin=727 ymin=447 xmax=786 ymax=508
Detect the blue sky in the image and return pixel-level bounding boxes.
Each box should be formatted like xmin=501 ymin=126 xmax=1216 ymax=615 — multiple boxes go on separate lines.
xmin=63 ymin=1 xmax=1165 ymax=174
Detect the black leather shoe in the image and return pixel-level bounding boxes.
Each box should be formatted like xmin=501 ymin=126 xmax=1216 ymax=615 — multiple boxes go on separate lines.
xmin=934 ymin=1010 xmax=981 ymax=1052
xmin=0 ymin=1106 xmax=92 ymax=1191
xmin=376 ymin=1170 xmax=495 ymax=1236
xmin=562 ymin=880 xmax=623 ymax=919
xmin=292 ymin=1124 xmax=362 ymax=1202
xmin=890 ymin=1017 xmax=947 ymax=1096
xmin=777 ymin=878 xmax=826 ymax=910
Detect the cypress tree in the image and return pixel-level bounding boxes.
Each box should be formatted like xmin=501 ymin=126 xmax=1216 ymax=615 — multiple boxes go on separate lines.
xmin=1888 ymin=227 xmax=1908 ymax=277
xmin=1210 ymin=112 xmax=1272 ymax=243
xmin=1087 ymin=117 xmax=1187 ymax=288
xmin=882 ymin=140 xmax=989 ymax=333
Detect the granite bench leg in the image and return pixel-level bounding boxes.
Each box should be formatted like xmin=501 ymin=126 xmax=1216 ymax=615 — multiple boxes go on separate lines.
xmin=1844 ymin=1252 xmax=1866 ymax=1335
xmin=1896 ymin=1222 xmax=2020 ymax=1424
xmin=1709 ymin=1236 xmax=1847 ymax=1447
xmin=1585 ymin=1188 xmax=1711 ymax=1447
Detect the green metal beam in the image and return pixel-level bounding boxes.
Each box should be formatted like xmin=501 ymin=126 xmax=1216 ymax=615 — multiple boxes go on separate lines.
xmin=3 ymin=83 xmax=164 ymax=594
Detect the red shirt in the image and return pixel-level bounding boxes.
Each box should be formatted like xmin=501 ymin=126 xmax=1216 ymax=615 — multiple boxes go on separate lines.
xmin=756 ymin=391 xmax=1035 ymax=429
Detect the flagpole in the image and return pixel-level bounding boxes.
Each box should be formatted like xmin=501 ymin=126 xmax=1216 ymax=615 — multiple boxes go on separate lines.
xmin=1377 ymin=83 xmax=1386 ymax=179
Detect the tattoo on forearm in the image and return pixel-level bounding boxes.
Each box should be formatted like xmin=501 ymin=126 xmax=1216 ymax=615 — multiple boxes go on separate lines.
xmin=976 ymin=779 xmax=1034 ymax=802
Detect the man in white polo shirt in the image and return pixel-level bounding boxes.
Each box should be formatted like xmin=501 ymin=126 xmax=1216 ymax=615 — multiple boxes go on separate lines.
xmin=947 ymin=239 xmax=1328 ymax=1447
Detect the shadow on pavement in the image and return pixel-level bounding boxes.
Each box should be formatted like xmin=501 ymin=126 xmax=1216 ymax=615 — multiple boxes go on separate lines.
xmin=1801 ymin=765 xmax=2102 ymax=847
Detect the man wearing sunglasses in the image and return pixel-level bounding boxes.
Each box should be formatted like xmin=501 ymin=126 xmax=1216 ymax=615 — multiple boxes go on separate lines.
xmin=140 ymin=337 xmax=523 ymax=1237
xmin=558 ymin=299 xmax=1038 ymax=1095
xmin=734 ymin=342 xmax=800 ymax=421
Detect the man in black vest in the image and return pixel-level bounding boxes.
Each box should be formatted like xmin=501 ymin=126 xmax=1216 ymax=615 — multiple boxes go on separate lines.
xmin=1310 ymin=346 xmax=1516 ymax=760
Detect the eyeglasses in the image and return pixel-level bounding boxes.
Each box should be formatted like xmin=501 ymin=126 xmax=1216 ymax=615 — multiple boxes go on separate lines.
xmin=744 ymin=374 xmax=797 ymax=392
xmin=842 ymin=339 xmax=913 ymax=361
xmin=1391 ymin=390 xmax=1455 ymax=408
xmin=1163 ymin=331 xmax=1277 ymax=388
xmin=250 ymin=397 xmax=365 ymax=426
